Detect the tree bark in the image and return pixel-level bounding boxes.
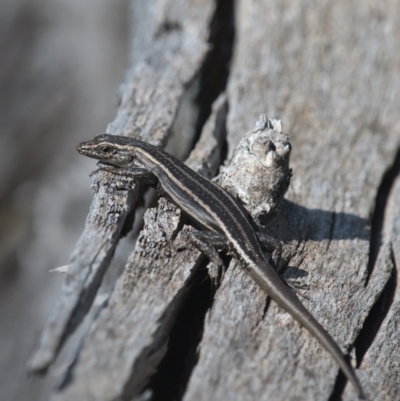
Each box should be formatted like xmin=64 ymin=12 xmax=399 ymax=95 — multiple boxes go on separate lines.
xmin=29 ymin=1 xmax=400 ymax=400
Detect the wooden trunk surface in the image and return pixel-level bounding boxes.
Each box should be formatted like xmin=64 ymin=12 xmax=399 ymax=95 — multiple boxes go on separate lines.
xmin=30 ymin=1 xmax=400 ymax=400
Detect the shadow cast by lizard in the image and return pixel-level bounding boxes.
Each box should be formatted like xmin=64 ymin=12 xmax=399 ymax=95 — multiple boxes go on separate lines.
xmin=253 ymin=199 xmax=370 ymax=287
xmin=259 ymin=199 xmax=369 ymax=244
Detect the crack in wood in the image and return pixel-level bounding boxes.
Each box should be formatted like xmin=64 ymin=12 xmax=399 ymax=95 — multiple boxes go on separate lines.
xmin=366 ymin=149 xmax=400 ymax=284
xmin=144 ymin=268 xmax=214 ymax=401
xmin=330 ymin=247 xmax=397 ymax=401
xmin=328 ymin=353 xmax=357 ymax=401
xmin=356 ymin=247 xmax=397 ymax=365
xmin=193 ymin=0 xmax=235 ymax=146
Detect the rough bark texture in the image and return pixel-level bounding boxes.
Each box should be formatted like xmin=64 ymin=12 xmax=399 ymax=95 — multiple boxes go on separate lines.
xmin=30 ymin=1 xmax=400 ymax=401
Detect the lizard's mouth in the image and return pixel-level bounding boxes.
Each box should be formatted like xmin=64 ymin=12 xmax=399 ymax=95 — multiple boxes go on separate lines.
xmin=96 ymin=161 xmax=120 ymax=168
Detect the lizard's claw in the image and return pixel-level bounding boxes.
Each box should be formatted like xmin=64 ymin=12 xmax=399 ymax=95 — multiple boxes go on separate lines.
xmin=207 ymin=260 xmax=226 ymax=289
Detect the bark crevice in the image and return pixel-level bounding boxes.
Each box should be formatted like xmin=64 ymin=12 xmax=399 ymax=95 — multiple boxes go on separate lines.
xmin=144 ymin=268 xmax=214 ymax=401
xmin=366 ymin=148 xmax=400 ymax=284
xmin=356 ymin=248 xmax=397 ymax=365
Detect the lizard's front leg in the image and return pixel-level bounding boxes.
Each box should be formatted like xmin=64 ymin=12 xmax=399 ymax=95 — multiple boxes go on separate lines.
xmin=184 ymin=231 xmax=228 ymax=287
xmin=90 ymin=165 xmax=158 ymax=187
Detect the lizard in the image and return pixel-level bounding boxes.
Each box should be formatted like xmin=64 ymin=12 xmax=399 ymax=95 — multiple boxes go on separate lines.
xmin=77 ymin=133 xmax=365 ymax=399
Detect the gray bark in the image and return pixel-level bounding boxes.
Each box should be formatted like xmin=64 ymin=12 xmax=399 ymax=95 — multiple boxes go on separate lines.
xmin=29 ymin=1 xmax=400 ymax=400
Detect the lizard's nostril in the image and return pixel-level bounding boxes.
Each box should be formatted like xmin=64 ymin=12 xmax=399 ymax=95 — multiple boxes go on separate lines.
xmin=77 ymin=143 xmax=88 ymax=155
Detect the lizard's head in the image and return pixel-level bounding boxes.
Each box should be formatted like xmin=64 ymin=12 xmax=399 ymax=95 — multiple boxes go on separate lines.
xmin=77 ymin=134 xmax=135 ymax=167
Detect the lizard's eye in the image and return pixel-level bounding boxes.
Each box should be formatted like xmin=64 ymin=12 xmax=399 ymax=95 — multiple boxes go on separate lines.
xmin=101 ymin=146 xmax=111 ymax=153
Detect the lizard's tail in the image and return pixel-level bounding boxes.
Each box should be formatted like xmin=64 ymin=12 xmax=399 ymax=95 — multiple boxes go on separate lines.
xmin=249 ymin=260 xmax=366 ymax=400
